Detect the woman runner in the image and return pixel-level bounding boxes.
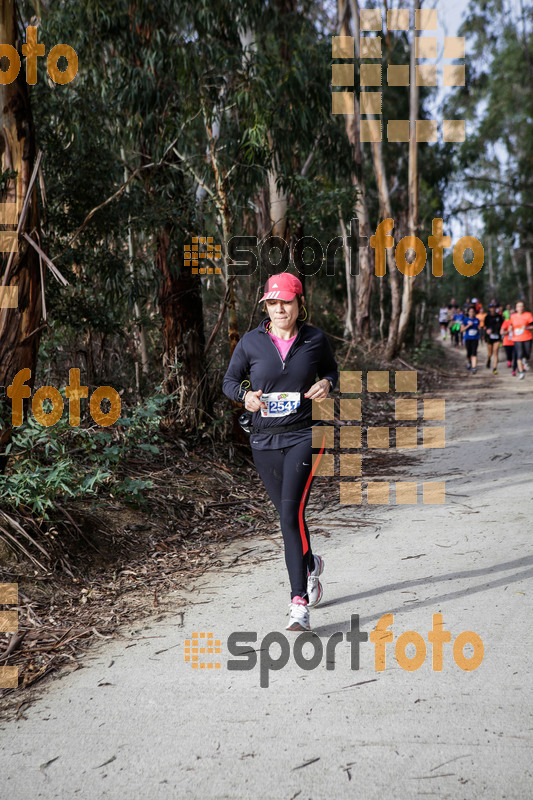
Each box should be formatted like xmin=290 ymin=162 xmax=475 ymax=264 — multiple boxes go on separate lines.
xmin=438 ymin=305 xmax=450 ymax=340
xmin=484 ymin=302 xmax=504 ymax=374
xmin=476 ymin=304 xmax=487 ymax=348
xmin=222 ymin=273 xmax=338 ymax=631
xmin=500 ymin=314 xmax=516 ymax=371
xmin=461 ymin=305 xmax=481 ymax=374
xmin=509 ymin=300 xmax=533 ymax=379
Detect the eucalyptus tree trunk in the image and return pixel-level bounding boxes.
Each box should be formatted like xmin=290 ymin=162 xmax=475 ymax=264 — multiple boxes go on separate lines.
xmin=0 ymin=1 xmax=42 ymax=468
xmin=206 ymin=118 xmax=240 ymax=356
xmin=121 ymin=149 xmax=148 ymax=384
xmin=267 ymin=138 xmax=288 ymax=241
xmin=339 ymin=0 xmax=373 ymax=339
xmin=369 ymin=133 xmax=401 ymax=358
xmin=156 ymin=224 xmax=209 ymax=428
xmin=265 ymin=0 xmax=299 ymax=243
xmin=487 ymin=236 xmax=495 ymax=297
xmin=356 ymin=0 xmax=401 ymax=359
xmin=397 ymin=0 xmax=420 ymax=348
xmin=339 ymin=210 xmax=355 ymax=338
xmin=509 ymin=247 xmax=526 ymax=299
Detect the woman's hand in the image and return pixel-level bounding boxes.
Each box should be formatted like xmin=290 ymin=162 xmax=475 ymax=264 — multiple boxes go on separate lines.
xmin=244 ymin=389 xmax=267 ymax=412
xmin=304 ymin=379 xmax=330 ymax=402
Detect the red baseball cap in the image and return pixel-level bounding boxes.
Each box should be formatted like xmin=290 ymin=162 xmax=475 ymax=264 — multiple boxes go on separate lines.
xmin=259 ymin=273 xmax=303 ymax=302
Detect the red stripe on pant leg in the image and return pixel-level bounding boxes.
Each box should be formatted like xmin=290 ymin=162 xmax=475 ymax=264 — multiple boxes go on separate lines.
xmin=298 ymin=433 xmax=326 ymax=555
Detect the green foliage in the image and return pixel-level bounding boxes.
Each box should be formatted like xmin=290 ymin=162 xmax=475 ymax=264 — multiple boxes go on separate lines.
xmin=0 ymin=392 xmax=168 ymax=517
xmin=444 ymin=0 xmax=533 ymax=301
xmin=10 ymin=0 xmax=469 ymax=448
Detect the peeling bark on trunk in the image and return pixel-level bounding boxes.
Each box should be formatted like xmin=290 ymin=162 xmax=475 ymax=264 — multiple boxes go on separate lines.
xmin=0 ymin=1 xmax=42 ymax=468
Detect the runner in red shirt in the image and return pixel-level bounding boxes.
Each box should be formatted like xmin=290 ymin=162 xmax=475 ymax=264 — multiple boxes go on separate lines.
xmin=500 ymin=310 xmax=516 ymax=371
xmin=509 ymin=301 xmax=533 ymax=379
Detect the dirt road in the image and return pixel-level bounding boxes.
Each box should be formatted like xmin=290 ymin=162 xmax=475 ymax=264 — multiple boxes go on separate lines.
xmin=1 ymin=344 xmax=532 ymax=799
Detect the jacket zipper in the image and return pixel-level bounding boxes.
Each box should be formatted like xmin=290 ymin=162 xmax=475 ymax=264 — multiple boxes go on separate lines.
xmin=257 ymin=324 xmax=307 ymax=433
xmin=268 ymin=334 xmax=286 ymax=369
xmin=265 ymin=323 xmax=305 ymax=370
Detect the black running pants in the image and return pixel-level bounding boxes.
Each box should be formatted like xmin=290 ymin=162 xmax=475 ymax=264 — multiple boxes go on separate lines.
xmin=465 ymin=339 xmax=479 ymax=357
xmin=252 ymin=439 xmax=316 ymax=600
xmin=504 ymin=344 xmax=516 ymax=368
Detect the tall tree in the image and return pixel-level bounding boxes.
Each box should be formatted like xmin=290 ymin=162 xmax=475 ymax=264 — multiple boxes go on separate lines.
xmin=0 ymin=0 xmax=42 ymax=465
xmin=397 ymin=0 xmax=420 ymax=347
xmin=353 ymin=0 xmax=402 ymax=358
xmin=446 ymin=0 xmax=533 ymax=302
xmin=338 ymin=0 xmax=374 ymax=338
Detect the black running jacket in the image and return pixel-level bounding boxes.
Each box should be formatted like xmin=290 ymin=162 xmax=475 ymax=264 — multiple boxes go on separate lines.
xmin=222 ymin=318 xmax=339 ymax=449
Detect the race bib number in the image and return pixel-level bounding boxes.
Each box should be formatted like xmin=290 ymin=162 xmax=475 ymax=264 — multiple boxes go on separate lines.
xmin=489 ymin=333 xmax=500 ymax=340
xmin=467 ymin=328 xmax=477 ymax=336
xmin=514 ymin=327 xmax=525 ymax=336
xmin=260 ymin=392 xmax=300 ymax=417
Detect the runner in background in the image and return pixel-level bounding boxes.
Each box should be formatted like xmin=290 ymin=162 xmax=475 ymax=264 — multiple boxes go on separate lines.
xmin=503 ymin=304 xmax=512 ymax=321
xmin=476 ymin=304 xmax=487 ymax=351
xmin=501 ymin=314 xmax=517 ymax=374
xmin=461 ymin=305 xmax=481 ymax=374
xmin=509 ymin=300 xmax=533 ymax=380
xmin=484 ymin=302 xmax=504 ymax=374
xmin=438 ymin=305 xmax=450 ymax=340
xmin=450 ymin=306 xmax=463 ymax=348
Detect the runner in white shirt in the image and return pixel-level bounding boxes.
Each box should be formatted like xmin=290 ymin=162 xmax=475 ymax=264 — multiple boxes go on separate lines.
xmin=438 ymin=305 xmax=450 ymax=340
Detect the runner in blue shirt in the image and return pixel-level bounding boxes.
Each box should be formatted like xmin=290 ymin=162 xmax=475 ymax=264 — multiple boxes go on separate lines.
xmin=461 ymin=305 xmax=481 ymax=374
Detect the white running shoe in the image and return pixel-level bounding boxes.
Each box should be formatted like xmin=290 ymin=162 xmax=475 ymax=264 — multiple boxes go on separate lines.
xmin=286 ymin=596 xmax=310 ymax=631
xmin=519 ymin=372 xmax=525 ymax=380
xmin=307 ymin=554 xmax=324 ymax=608
xmin=523 ymin=361 xmax=530 ymax=371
